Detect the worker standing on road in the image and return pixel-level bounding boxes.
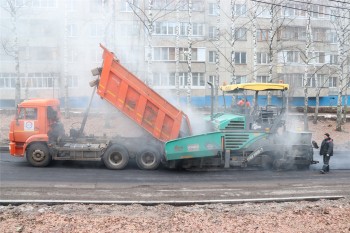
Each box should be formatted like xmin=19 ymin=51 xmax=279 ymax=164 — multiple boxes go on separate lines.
xmin=319 ymin=133 xmax=334 ymax=174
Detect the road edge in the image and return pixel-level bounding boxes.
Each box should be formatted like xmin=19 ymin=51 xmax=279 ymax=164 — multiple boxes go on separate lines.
xmin=0 ymin=196 xmax=344 ymax=206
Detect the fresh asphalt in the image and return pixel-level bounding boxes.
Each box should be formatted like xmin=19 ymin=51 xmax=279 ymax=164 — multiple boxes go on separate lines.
xmin=0 ymin=151 xmax=349 ymax=204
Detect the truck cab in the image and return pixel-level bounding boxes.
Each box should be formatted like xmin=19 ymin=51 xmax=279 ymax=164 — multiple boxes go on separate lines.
xmin=9 ymin=99 xmax=60 ymax=157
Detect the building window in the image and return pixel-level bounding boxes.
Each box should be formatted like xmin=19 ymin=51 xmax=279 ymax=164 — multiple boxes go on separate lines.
xmin=67 ymin=75 xmax=78 ymax=88
xmin=67 ymin=0 xmax=76 ymax=11
xmin=178 ymin=0 xmax=203 ymax=11
xmin=208 ymin=26 xmax=216 ymax=39
xmin=67 ymin=50 xmax=77 ymax=63
xmin=256 ymin=5 xmax=271 ymax=18
xmin=329 ymin=77 xmax=337 ymax=87
xmin=282 ymin=4 xmax=307 ymax=18
xmin=257 ymin=52 xmax=270 ymax=64
xmin=305 ymin=75 xmax=328 ymax=88
xmin=119 ymin=22 xmax=139 ymax=36
xmin=287 ymin=51 xmax=299 ymax=63
xmin=16 ymin=0 xmax=57 ymax=8
xmin=308 ymin=52 xmax=325 ymax=64
xmin=153 ymin=0 xmax=174 ymax=10
xmin=180 ymin=22 xmax=204 ymax=36
xmin=279 ymin=27 xmax=306 ymax=41
xmin=208 ymin=51 xmax=216 ymax=63
xmin=328 ymin=31 xmax=337 ymax=43
xmin=329 ymin=54 xmax=338 ymax=65
xmin=209 ymin=3 xmax=218 ymax=16
xmin=120 ymin=0 xmax=137 ymax=12
xmin=257 ymin=76 xmax=269 ymax=83
xmin=316 ymin=74 xmax=328 ymax=87
xmin=234 ymin=4 xmax=246 ymax=16
xmin=311 ymin=5 xmax=330 ymax=18
xmin=67 ymin=24 xmax=78 ymax=37
xmin=235 ymin=28 xmax=247 ymax=41
xmin=153 ymin=73 xmax=169 ymax=86
xmin=231 ymin=75 xmax=247 ymax=84
xmin=90 ymin=23 xmax=104 ymax=37
xmin=280 ymin=73 xmax=304 ymax=88
xmin=306 ymin=75 xmax=317 ymax=88
xmin=25 ymin=73 xmax=56 ymax=89
xmin=0 ymin=73 xmax=16 ymax=89
xmin=234 ymin=52 xmax=246 ymax=64
xmin=89 ymin=0 xmax=108 ymax=12
xmin=313 ymin=28 xmax=327 ymax=42
xmin=154 ymin=22 xmax=176 ymax=35
xmin=90 ymin=49 xmax=101 ymax=63
xmin=167 ymin=72 xmax=205 ymax=88
xmin=257 ymin=29 xmax=269 ymax=41
xmin=192 ymin=73 xmax=205 ymax=86
xmin=153 ymin=47 xmax=169 ymax=61
xmin=152 ymin=47 xmax=205 ymax=62
xmin=281 ymin=51 xmax=300 ymax=63
xmin=208 ymin=75 xmax=216 ymax=84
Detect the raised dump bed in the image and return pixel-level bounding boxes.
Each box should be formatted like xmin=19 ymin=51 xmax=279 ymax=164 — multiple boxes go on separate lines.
xmin=96 ymin=45 xmax=191 ymax=142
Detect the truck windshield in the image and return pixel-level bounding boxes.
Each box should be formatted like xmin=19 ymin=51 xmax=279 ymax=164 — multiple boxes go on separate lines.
xmin=18 ymin=108 xmax=37 ymax=120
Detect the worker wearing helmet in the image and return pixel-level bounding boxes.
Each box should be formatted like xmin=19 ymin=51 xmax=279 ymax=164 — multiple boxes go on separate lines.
xmin=237 ymin=98 xmax=250 ymax=113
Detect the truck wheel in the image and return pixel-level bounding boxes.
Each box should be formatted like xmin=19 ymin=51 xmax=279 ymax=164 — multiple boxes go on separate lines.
xmin=103 ymin=144 xmax=129 ymax=170
xmin=136 ymin=149 xmax=161 ymax=170
xmin=26 ymin=143 xmax=51 ymax=167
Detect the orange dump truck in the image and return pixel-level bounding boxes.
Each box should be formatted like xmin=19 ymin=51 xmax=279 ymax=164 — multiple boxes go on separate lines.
xmin=8 ymin=45 xmax=192 ymax=170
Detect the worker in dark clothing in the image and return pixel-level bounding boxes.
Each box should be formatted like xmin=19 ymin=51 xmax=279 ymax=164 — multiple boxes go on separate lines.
xmin=319 ymin=133 xmax=334 ymax=174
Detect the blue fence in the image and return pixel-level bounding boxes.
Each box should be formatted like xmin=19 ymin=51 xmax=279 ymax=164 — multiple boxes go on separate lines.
xmin=1 ymin=95 xmax=349 ymax=109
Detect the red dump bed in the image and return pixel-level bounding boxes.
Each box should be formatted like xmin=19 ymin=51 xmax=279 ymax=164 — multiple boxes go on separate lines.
xmin=97 ymin=45 xmax=191 ymax=142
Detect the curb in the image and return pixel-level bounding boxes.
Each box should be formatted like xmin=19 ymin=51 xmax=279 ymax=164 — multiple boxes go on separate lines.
xmin=0 ymin=196 xmax=344 ymax=206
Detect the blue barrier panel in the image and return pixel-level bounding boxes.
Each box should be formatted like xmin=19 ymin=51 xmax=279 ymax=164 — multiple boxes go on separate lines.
xmin=1 ymin=96 xmax=349 ymax=109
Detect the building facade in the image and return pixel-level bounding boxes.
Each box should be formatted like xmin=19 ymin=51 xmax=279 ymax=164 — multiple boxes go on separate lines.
xmin=0 ymin=0 xmax=348 ymax=107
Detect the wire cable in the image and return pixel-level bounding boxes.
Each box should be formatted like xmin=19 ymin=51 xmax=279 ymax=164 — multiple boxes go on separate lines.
xmin=251 ymin=0 xmax=350 ymax=20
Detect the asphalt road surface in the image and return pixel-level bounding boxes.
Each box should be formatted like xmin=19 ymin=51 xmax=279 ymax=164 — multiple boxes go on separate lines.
xmin=0 ymin=151 xmax=349 ymax=203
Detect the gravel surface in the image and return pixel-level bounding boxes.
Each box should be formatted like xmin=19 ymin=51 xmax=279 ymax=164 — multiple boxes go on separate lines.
xmin=1 ymin=198 xmax=349 ymax=233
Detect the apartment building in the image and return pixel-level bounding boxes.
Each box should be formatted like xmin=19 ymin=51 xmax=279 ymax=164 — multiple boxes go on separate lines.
xmin=0 ymin=0 xmax=345 ymax=107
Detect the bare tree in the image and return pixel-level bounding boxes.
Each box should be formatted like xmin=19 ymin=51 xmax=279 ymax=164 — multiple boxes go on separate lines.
xmin=303 ymin=2 xmax=312 ymax=131
xmin=186 ymin=0 xmax=193 ymax=108
xmin=175 ymin=0 xmax=180 ymax=106
xmin=214 ymin=0 xmax=221 ymax=112
xmin=267 ymin=2 xmax=276 ymax=105
xmin=250 ymin=1 xmax=257 ymax=83
xmin=63 ymin=0 xmax=69 ymax=118
xmin=147 ymin=0 xmax=154 ymax=86
xmin=313 ymin=65 xmax=332 ymax=124
xmin=341 ymin=74 xmax=349 ymax=124
xmin=333 ymin=4 xmax=350 ymax=131
xmin=230 ymin=0 xmax=237 ymax=107
xmin=127 ymin=0 xmax=178 ymax=86
xmin=1 ymin=0 xmax=21 ymax=108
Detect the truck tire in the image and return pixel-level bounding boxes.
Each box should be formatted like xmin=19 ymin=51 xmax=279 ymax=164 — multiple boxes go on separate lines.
xmin=103 ymin=144 xmax=129 ymax=170
xmin=26 ymin=143 xmax=51 ymax=167
xmin=136 ymin=148 xmax=161 ymax=170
